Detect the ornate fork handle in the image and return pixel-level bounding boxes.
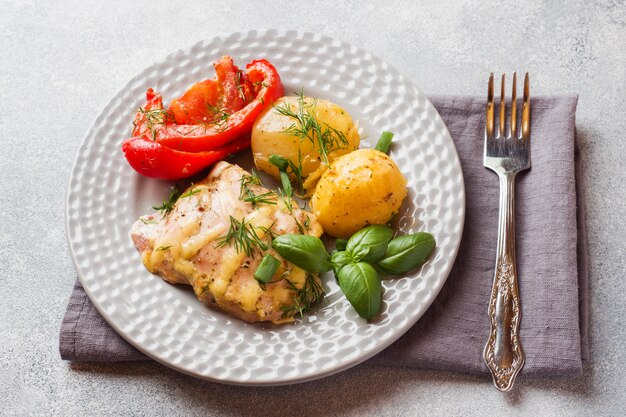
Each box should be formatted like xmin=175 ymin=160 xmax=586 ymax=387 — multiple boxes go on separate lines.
xmin=483 ymin=172 xmax=525 ymax=392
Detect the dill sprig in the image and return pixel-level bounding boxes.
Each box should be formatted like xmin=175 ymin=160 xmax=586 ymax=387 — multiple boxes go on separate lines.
xmin=235 ymin=70 xmax=247 ymax=101
xmin=179 ymin=105 xmax=230 ymax=136
xmin=239 ymin=171 xmax=276 ymax=208
xmin=152 ymin=185 xmax=181 ymax=216
xmin=215 ymin=216 xmax=269 ymax=258
xmin=205 ymin=104 xmax=230 ymax=126
xmin=253 ymin=81 xmax=269 ymax=88
xmin=281 ymin=273 xmax=325 ymax=319
xmin=180 ymin=184 xmax=201 ymax=199
xmin=274 ymin=91 xmax=349 ymax=165
xmin=294 ymin=217 xmax=306 ymax=235
xmin=155 ymin=245 xmax=172 ymax=251
xmin=243 ymin=192 xmax=277 ymax=207
xmin=276 ymin=187 xmax=294 ymax=213
xmin=138 ymin=107 xmax=174 ymax=140
xmin=294 ymin=214 xmax=311 ymax=235
xmin=257 ymin=223 xmax=276 ymax=241
xmin=239 ymin=171 xmax=262 ymax=196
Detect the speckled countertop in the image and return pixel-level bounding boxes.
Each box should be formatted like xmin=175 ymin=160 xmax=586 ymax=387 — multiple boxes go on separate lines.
xmin=1 ymin=1 xmax=625 ymax=416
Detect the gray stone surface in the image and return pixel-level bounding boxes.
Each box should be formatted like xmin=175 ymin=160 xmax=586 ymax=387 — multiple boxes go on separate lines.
xmin=1 ymin=0 xmax=624 ymax=415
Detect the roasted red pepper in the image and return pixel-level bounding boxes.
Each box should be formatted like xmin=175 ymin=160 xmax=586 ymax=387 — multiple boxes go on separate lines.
xmin=122 ymin=135 xmax=251 ymax=180
xmin=168 ymin=56 xmax=256 ymax=124
xmin=122 ymin=56 xmax=284 ymax=180
xmin=131 ymin=58 xmax=283 ymax=153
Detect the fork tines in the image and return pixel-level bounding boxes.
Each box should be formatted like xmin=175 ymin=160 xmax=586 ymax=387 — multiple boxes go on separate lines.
xmin=486 ymin=72 xmax=530 ymax=142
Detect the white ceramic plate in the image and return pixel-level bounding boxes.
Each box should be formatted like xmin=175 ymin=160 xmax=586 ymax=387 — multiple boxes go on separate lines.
xmin=66 ymin=30 xmax=465 ymax=385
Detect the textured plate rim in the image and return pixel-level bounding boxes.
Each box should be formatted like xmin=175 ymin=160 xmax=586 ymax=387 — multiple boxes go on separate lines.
xmin=65 ymin=29 xmax=465 ymax=386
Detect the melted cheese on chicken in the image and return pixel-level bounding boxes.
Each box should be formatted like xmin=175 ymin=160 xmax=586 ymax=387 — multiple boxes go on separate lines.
xmin=131 ymin=162 xmax=324 ymax=323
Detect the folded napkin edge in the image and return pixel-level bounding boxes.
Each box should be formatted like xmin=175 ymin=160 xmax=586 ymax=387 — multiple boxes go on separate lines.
xmin=426 ymin=93 xmax=579 ymax=101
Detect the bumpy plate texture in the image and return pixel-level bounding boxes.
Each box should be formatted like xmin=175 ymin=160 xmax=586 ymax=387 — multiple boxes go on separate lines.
xmin=66 ymin=30 xmax=465 ymax=385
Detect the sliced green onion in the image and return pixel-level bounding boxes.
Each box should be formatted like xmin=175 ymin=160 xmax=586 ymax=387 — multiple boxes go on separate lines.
xmin=254 ymin=254 xmax=281 ymax=285
xmin=269 ymin=154 xmax=289 ymax=171
xmin=335 ymin=239 xmax=348 ymax=251
xmin=375 ymin=131 xmax=394 ymax=154
xmin=279 ymin=170 xmax=292 ymax=198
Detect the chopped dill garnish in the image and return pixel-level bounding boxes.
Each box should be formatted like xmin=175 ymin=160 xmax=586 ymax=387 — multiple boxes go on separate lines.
xmin=215 ymin=216 xmax=269 ymax=258
xmin=179 ymin=105 xmax=230 ymax=136
xmin=281 ymin=273 xmax=325 ymax=319
xmin=294 ymin=214 xmax=311 ymax=235
xmin=257 ymin=222 xmax=277 ymax=241
xmin=198 ymin=284 xmax=210 ymax=295
xmin=253 ymin=81 xmax=269 ymax=88
xmin=239 ymin=171 xmax=276 ymax=208
xmin=243 ymin=192 xmax=277 ymax=207
xmin=140 ymin=218 xmax=158 ymax=225
xmin=180 ymin=184 xmax=201 ymax=199
xmin=294 ymin=217 xmax=306 ymax=235
xmin=152 ymin=185 xmax=181 ymax=216
xmin=274 ymin=90 xmax=349 ymax=165
xmin=155 ymin=245 xmax=172 ymax=251
xmin=239 ymin=171 xmax=262 ymax=196
xmin=205 ymin=104 xmax=231 ymax=127
xmin=235 ymin=70 xmax=247 ymax=101
xmin=276 ymin=187 xmax=294 ymax=213
xmin=138 ymin=107 xmax=175 ymax=140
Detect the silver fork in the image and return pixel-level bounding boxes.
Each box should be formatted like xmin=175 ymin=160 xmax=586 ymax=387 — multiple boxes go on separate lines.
xmin=482 ymin=72 xmax=530 ymax=392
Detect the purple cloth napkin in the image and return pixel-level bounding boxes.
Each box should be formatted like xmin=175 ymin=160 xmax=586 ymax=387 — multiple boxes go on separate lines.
xmin=60 ymin=95 xmax=588 ymax=376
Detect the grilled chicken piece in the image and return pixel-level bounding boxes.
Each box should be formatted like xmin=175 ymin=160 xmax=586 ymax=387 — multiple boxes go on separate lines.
xmin=131 ymin=162 xmax=324 ymax=323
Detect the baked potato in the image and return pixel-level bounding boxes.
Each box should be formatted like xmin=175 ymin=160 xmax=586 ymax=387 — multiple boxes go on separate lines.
xmin=251 ymin=96 xmax=360 ymax=196
xmin=311 ymin=149 xmax=408 ymax=238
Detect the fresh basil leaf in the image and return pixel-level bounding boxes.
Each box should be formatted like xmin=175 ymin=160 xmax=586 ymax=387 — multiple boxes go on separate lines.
xmin=272 ymin=234 xmax=332 ymax=273
xmin=337 ymin=262 xmax=381 ymax=319
xmin=346 ymin=225 xmax=394 ymax=263
xmin=377 ymin=232 xmax=435 ymax=275
xmin=331 ymin=251 xmax=353 ymax=276
xmin=335 ymin=238 xmax=348 ymax=252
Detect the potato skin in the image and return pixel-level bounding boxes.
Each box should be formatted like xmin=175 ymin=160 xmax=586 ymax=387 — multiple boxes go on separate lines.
xmin=251 ymin=96 xmax=360 ymax=195
xmin=311 ymin=149 xmax=408 ymax=238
